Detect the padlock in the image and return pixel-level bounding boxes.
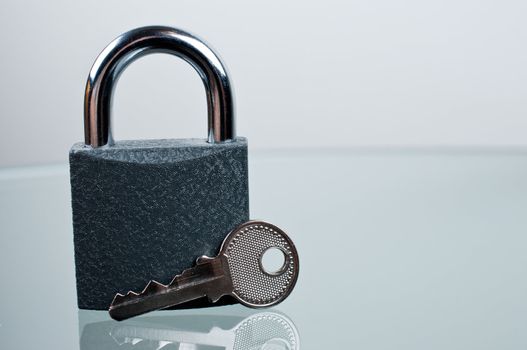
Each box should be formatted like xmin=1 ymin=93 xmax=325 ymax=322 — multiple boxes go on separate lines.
xmin=69 ymin=26 xmax=249 ymax=310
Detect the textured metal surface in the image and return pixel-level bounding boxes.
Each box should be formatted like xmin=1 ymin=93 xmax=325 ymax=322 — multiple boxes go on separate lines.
xmin=70 ymin=138 xmax=249 ymax=310
xmin=223 ymin=221 xmax=299 ymax=307
xmin=84 ymin=26 xmax=235 ymax=147
xmin=109 ymin=221 xmax=299 ymax=320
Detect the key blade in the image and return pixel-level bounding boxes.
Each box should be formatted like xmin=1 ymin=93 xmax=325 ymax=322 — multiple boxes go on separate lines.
xmin=109 ymin=256 xmax=232 ymax=321
xmin=111 ymin=280 xmax=166 ymax=305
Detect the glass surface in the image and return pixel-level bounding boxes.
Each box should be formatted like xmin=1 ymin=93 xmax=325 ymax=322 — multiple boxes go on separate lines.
xmin=1 ymin=150 xmax=526 ymax=349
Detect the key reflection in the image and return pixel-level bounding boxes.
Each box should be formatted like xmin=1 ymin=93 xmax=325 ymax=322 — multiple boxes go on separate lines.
xmin=79 ymin=310 xmax=299 ymax=350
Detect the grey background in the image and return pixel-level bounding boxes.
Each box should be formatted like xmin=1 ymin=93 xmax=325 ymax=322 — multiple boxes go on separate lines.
xmin=1 ymin=0 xmax=527 ymax=167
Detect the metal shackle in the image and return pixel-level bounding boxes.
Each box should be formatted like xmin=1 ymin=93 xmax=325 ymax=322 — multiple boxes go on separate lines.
xmin=84 ymin=26 xmax=235 ymax=147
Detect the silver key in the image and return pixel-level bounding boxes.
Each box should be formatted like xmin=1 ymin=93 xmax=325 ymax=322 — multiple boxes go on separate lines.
xmin=109 ymin=220 xmax=299 ymax=321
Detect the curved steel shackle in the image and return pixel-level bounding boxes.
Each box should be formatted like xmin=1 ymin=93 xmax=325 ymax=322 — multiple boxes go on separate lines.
xmin=84 ymin=26 xmax=235 ymax=147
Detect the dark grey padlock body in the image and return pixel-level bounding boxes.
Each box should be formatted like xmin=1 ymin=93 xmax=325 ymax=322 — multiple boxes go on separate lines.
xmin=70 ymin=138 xmax=249 ymax=310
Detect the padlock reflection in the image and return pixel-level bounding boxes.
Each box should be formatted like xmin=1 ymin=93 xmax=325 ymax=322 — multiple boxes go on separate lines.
xmin=80 ymin=311 xmax=299 ymax=350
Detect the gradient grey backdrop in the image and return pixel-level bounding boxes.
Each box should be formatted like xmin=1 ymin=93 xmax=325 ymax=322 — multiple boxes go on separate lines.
xmin=1 ymin=0 xmax=526 ymax=167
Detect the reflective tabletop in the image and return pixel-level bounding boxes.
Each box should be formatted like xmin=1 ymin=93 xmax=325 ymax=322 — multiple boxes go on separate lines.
xmin=1 ymin=149 xmax=526 ymax=349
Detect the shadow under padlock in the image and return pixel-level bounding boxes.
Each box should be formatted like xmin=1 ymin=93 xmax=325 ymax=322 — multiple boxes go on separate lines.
xmin=79 ymin=310 xmax=300 ymax=350
xmin=70 ymin=26 xmax=249 ymax=310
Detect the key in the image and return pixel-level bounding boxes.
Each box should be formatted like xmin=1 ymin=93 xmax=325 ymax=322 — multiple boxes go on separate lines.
xmin=109 ymin=311 xmax=299 ymax=350
xmin=109 ymin=220 xmax=299 ymax=321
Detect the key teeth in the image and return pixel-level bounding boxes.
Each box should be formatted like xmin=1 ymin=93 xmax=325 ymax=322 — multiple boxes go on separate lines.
xmin=196 ymin=255 xmax=214 ymax=265
xmin=142 ymin=280 xmax=166 ymax=296
xmin=166 ymin=262 xmax=206 ymax=287
xmin=125 ymin=291 xmax=140 ymax=300
xmin=168 ymin=274 xmax=181 ymax=287
xmin=112 ymin=293 xmax=126 ymax=304
xmin=167 ymin=266 xmax=194 ymax=287
xmin=110 ymin=256 xmax=226 ymax=317
xmin=111 ymin=280 xmax=167 ymax=306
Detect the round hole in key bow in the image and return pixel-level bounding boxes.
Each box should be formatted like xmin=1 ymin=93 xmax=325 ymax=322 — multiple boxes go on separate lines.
xmin=260 ymin=247 xmax=287 ymax=276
